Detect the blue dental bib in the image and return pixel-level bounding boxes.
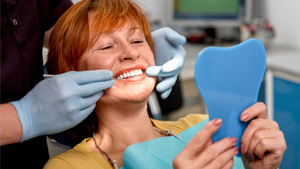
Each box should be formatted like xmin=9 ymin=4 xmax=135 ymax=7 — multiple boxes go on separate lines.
xmin=194 ymin=39 xmax=266 ymax=156
xmin=120 ymin=119 xmax=244 ymax=169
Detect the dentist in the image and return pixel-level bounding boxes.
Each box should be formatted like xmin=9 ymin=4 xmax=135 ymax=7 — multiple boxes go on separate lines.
xmin=0 ymin=0 xmax=186 ymax=168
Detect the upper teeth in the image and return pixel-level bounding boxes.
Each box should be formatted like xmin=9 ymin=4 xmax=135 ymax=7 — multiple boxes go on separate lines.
xmin=117 ymin=69 xmax=143 ymax=79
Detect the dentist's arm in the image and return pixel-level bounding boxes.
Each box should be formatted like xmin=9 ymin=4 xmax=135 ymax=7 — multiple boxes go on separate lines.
xmin=0 ymin=70 xmax=114 ymax=145
xmin=146 ymin=27 xmax=187 ymax=99
xmin=0 ymin=103 xmax=22 ymax=145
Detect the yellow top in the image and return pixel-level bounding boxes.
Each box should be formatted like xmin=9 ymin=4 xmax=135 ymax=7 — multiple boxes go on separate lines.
xmin=43 ymin=114 xmax=208 ymax=169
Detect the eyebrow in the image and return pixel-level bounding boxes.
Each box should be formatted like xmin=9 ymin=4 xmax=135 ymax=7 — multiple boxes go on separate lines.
xmin=90 ymin=25 xmax=143 ymax=47
xmin=128 ymin=26 xmax=141 ymax=32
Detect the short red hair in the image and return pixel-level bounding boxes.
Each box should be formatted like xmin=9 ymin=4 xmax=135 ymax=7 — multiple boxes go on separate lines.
xmin=47 ymin=0 xmax=153 ymax=74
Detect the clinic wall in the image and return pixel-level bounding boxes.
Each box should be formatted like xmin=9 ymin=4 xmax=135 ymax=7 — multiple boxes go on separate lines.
xmin=135 ymin=0 xmax=167 ymax=26
xmin=264 ymin=0 xmax=300 ymax=49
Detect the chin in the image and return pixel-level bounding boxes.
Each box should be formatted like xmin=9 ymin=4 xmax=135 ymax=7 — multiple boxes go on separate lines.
xmin=125 ymin=88 xmax=153 ymax=102
xmin=102 ymin=77 xmax=156 ymax=104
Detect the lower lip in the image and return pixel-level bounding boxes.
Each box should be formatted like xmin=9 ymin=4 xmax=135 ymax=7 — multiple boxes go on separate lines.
xmin=117 ymin=73 xmax=146 ymax=82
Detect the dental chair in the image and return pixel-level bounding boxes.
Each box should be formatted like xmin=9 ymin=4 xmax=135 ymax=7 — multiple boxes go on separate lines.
xmin=148 ymin=76 xmax=183 ymax=119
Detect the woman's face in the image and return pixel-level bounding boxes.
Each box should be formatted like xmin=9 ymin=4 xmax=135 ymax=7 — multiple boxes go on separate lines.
xmin=78 ymin=22 xmax=156 ymax=104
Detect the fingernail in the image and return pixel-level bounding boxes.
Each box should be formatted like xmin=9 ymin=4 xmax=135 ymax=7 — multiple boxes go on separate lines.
xmin=240 ymin=114 xmax=248 ymax=121
xmin=232 ymin=146 xmax=238 ymax=154
xmin=230 ymin=137 xmax=237 ymax=144
xmin=212 ymin=118 xmax=222 ymax=126
xmin=240 ymin=144 xmax=246 ymax=154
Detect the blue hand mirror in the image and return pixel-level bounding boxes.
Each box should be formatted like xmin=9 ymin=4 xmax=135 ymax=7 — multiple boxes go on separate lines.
xmin=194 ymin=39 xmax=266 ymax=156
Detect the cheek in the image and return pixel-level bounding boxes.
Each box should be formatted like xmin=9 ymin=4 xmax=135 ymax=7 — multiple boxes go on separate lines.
xmin=144 ymin=50 xmax=155 ymax=66
xmin=79 ymin=55 xmax=114 ymax=70
xmin=86 ymin=59 xmax=106 ymax=70
xmin=149 ymin=57 xmax=155 ymax=66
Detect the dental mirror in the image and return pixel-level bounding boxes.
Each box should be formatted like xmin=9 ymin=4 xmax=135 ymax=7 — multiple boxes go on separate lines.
xmin=194 ymin=39 xmax=266 ymax=156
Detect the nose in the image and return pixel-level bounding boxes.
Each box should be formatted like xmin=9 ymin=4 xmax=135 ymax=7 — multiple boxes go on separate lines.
xmin=118 ymin=43 xmax=139 ymax=61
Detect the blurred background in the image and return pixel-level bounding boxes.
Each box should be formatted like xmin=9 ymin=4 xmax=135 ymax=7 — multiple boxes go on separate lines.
xmin=50 ymin=0 xmax=300 ymax=168
xmin=136 ymin=0 xmax=300 ymax=168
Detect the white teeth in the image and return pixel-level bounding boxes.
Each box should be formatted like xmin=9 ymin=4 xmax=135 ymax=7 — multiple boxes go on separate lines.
xmin=117 ymin=69 xmax=143 ymax=80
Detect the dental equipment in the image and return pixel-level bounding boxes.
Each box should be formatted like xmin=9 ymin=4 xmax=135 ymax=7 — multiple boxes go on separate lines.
xmin=194 ymin=38 xmax=266 ymax=157
xmin=43 ymin=74 xmax=119 ymax=80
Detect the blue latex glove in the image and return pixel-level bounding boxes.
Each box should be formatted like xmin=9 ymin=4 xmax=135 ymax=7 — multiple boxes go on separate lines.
xmin=11 ymin=70 xmax=114 ymax=142
xmin=146 ymin=27 xmax=186 ymax=99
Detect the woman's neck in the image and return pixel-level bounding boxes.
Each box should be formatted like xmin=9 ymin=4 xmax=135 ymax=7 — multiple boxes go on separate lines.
xmin=90 ymin=100 xmax=162 ymax=167
xmin=97 ymin=100 xmax=159 ymax=142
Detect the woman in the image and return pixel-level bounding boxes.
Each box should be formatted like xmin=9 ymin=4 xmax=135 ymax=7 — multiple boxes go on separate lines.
xmin=44 ymin=0 xmax=286 ymax=168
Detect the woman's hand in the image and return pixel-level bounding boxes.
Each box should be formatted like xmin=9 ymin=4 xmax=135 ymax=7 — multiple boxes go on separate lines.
xmin=240 ymin=102 xmax=287 ymax=169
xmin=173 ymin=119 xmax=238 ymax=169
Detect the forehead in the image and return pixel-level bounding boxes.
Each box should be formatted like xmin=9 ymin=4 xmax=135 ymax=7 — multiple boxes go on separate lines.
xmin=88 ymin=12 xmax=142 ymax=43
xmin=90 ymin=9 xmax=143 ymax=31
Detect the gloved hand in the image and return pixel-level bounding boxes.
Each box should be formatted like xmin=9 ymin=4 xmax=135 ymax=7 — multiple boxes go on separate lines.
xmin=11 ymin=70 xmax=114 ymax=142
xmin=146 ymin=27 xmax=186 ymax=99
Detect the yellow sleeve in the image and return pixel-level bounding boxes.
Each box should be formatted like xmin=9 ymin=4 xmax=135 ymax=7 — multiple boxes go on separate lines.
xmin=152 ymin=114 xmax=209 ymax=135
xmin=43 ymin=157 xmax=73 ymax=169
xmin=43 ymin=139 xmax=112 ymax=169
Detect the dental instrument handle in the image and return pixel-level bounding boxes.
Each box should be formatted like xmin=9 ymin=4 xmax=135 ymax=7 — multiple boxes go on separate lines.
xmin=43 ymin=74 xmax=118 ymax=80
xmin=43 ymin=74 xmax=56 ymax=78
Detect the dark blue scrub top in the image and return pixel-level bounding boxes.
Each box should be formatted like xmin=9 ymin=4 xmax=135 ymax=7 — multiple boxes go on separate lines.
xmin=0 ymin=0 xmax=72 ymax=168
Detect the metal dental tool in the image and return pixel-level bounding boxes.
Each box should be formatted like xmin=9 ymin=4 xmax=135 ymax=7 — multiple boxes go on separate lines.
xmin=43 ymin=74 xmax=119 ymax=80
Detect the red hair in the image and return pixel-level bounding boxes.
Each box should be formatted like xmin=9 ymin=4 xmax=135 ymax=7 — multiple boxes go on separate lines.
xmin=47 ymin=0 xmax=153 ymax=74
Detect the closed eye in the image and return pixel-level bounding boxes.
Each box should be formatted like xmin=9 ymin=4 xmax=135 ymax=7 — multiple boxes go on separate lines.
xmin=100 ymin=46 xmax=112 ymax=50
xmin=133 ymin=40 xmax=144 ymax=44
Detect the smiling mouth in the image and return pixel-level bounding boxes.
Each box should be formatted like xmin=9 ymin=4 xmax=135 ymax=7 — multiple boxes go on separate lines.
xmin=116 ymin=69 xmax=143 ymax=80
